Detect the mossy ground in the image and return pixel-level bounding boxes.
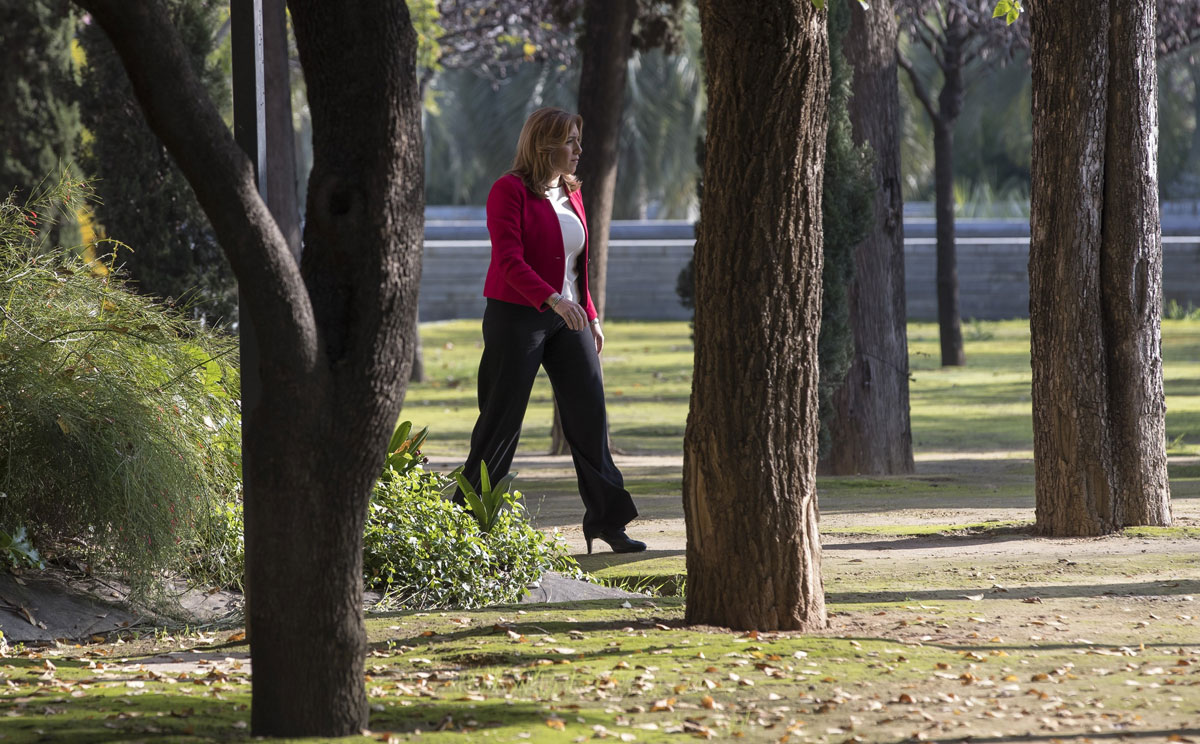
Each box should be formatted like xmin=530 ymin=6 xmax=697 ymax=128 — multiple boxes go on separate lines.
xmin=7 ymin=319 xmax=1200 ymax=742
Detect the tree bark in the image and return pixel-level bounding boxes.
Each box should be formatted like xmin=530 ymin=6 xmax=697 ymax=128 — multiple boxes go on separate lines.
xmin=684 ymin=0 xmax=828 ymax=631
xmin=934 ymin=11 xmax=967 ymax=367
xmin=824 ymin=0 xmax=914 ymax=475
xmin=578 ymin=0 xmax=635 ymax=323
xmin=932 ymin=119 xmax=963 ymax=366
xmin=263 ymin=0 xmax=301 ymax=259
xmin=75 ymin=0 xmax=424 ymax=735
xmin=549 ymin=0 xmax=636 ymax=457
xmin=409 ymin=309 xmax=425 ymax=383
xmin=1029 ymin=0 xmax=1171 ymax=536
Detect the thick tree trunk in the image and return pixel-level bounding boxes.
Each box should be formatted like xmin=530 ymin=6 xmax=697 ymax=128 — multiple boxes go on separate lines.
xmin=548 ymin=0 xmax=636 ymax=457
xmin=263 ymin=0 xmax=301 ymax=259
xmin=251 ymin=3 xmax=422 ymax=735
xmin=685 ymin=0 xmax=828 ymax=631
xmin=1029 ymin=0 xmax=1170 ymax=536
xmin=77 ymin=0 xmax=424 ymax=735
xmin=824 ymin=0 xmax=914 ymax=475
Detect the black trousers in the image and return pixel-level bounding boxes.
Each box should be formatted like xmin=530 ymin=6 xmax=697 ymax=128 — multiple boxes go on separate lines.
xmin=457 ymin=299 xmax=638 ymax=536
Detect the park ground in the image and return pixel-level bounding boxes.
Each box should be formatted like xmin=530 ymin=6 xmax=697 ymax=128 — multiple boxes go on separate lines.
xmin=2 ymin=320 xmax=1200 ymax=742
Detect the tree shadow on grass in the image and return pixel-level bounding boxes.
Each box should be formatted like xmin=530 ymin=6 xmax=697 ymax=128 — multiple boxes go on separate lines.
xmin=822 ymin=525 xmax=1034 ymax=549
xmin=829 ymin=578 xmax=1200 ymax=604
xmin=0 ymin=691 xmax=247 ymax=742
xmin=369 ymin=600 xmax=684 ymax=653
xmin=573 ymin=549 xmax=684 ymax=572
xmin=369 ymin=699 xmax=616 ymax=737
xmin=886 ymin=729 xmax=1200 ymax=744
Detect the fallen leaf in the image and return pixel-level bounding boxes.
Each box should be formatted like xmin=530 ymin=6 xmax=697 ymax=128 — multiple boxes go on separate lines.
xmin=650 ymin=697 xmax=676 ymax=712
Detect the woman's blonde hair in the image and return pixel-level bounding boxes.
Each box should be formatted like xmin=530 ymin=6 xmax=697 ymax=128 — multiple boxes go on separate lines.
xmin=508 ymin=107 xmax=583 ymax=197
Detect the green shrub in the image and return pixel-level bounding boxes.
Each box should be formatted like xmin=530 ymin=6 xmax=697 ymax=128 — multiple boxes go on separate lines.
xmin=364 ymin=466 xmax=581 ymax=609
xmin=191 ymin=494 xmax=245 ymax=591
xmin=451 ymin=460 xmax=518 ymax=533
xmin=0 ymin=527 xmax=44 ymax=571
xmin=1165 ymin=299 xmax=1200 ymax=321
xmin=0 ymin=175 xmax=241 ymax=595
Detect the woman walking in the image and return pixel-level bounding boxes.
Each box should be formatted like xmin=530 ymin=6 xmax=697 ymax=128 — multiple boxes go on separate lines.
xmin=456 ymin=107 xmax=645 ymax=555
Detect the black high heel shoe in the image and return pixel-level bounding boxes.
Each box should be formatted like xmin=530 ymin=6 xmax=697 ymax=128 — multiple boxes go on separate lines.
xmin=585 ymin=528 xmax=647 ymax=555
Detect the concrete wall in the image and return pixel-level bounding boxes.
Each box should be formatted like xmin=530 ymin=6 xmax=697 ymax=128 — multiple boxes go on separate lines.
xmin=421 ymin=215 xmax=1200 ymax=322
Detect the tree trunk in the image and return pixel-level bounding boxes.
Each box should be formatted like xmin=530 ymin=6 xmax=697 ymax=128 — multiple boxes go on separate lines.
xmin=934 ymin=12 xmax=966 ymax=367
xmin=76 ymin=0 xmax=424 ymax=735
xmin=932 ymin=117 xmax=963 ymax=366
xmin=684 ymin=0 xmax=828 ymax=631
xmin=1029 ymin=0 xmax=1171 ymax=536
xmin=264 ymin=0 xmax=301 ymax=259
xmin=548 ymin=0 xmax=636 ymax=457
xmin=824 ymin=0 xmax=914 ymax=475
xmin=409 ymin=309 xmax=425 ymax=383
xmin=578 ymin=0 xmax=635 ymax=323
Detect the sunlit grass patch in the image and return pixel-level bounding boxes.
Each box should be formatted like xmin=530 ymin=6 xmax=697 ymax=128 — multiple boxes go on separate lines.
xmin=406 ymin=317 xmax=1200 ymax=462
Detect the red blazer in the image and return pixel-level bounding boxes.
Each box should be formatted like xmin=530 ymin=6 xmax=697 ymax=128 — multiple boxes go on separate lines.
xmin=483 ymin=173 xmax=598 ymax=322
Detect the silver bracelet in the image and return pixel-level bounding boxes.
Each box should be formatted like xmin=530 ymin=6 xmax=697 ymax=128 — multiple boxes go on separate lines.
xmin=548 ymin=294 xmax=563 ymax=308
xmin=589 ymin=318 xmax=600 ymax=326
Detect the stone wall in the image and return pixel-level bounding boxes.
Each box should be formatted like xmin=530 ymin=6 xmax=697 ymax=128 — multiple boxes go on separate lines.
xmin=421 ymin=216 xmax=1200 ymax=321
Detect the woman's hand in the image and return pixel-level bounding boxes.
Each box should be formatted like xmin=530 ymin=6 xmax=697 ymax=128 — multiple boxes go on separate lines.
xmin=551 ymin=296 xmax=588 ymax=331
xmin=590 ymin=321 xmax=605 ymax=355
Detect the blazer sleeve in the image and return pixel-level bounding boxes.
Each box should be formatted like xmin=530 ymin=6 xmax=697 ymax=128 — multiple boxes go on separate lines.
xmin=486 ymin=177 xmax=559 ymax=308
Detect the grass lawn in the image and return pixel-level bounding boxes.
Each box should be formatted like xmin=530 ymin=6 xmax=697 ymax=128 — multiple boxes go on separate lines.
xmin=405 ymin=318 xmax=1200 ymax=459
xmin=6 ymin=319 xmax=1200 ymax=742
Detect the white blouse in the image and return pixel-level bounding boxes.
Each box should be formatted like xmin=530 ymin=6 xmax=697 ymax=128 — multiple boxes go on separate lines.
xmin=546 ymin=185 xmax=586 ymax=304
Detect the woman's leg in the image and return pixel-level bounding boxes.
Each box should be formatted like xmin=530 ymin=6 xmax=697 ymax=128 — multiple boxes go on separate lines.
xmin=541 ymin=323 xmax=638 ymax=537
xmin=457 ymin=300 xmax=549 ymax=500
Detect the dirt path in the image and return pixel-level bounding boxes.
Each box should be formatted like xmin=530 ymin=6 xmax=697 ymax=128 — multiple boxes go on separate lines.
xmin=428 ymin=453 xmax=1200 ymax=561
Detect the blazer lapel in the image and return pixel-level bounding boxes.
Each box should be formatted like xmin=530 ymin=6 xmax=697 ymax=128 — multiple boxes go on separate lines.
xmin=568 ymin=190 xmax=588 ymax=244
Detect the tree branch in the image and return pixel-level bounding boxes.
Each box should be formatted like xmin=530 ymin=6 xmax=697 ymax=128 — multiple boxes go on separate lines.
xmin=74 ymin=0 xmax=318 ymax=373
xmin=897 ymin=50 xmax=940 ymax=123
xmin=911 ymin=13 xmax=948 ymax=70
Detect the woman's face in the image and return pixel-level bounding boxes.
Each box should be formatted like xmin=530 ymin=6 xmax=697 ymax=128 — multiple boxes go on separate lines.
xmin=550 ymin=124 xmax=582 ymax=178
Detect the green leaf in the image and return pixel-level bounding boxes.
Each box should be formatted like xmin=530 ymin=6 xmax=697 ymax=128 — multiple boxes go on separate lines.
xmin=992 ymin=0 xmax=1022 ymax=24
xmin=463 ymin=491 xmax=488 ymax=529
xmin=493 ymin=472 xmax=518 ymax=501
xmin=451 ymin=467 xmax=477 ymax=501
xmin=388 ymin=420 xmax=412 ymax=453
xmin=479 ymin=460 xmax=491 ymax=496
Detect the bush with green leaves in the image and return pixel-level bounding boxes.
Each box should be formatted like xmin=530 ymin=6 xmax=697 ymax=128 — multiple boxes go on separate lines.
xmin=0 ymin=176 xmax=241 ymax=595
xmin=0 ymin=527 xmax=44 ymax=571
xmin=451 ymin=461 xmax=518 ymax=533
xmin=363 ymin=466 xmax=580 ymax=609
